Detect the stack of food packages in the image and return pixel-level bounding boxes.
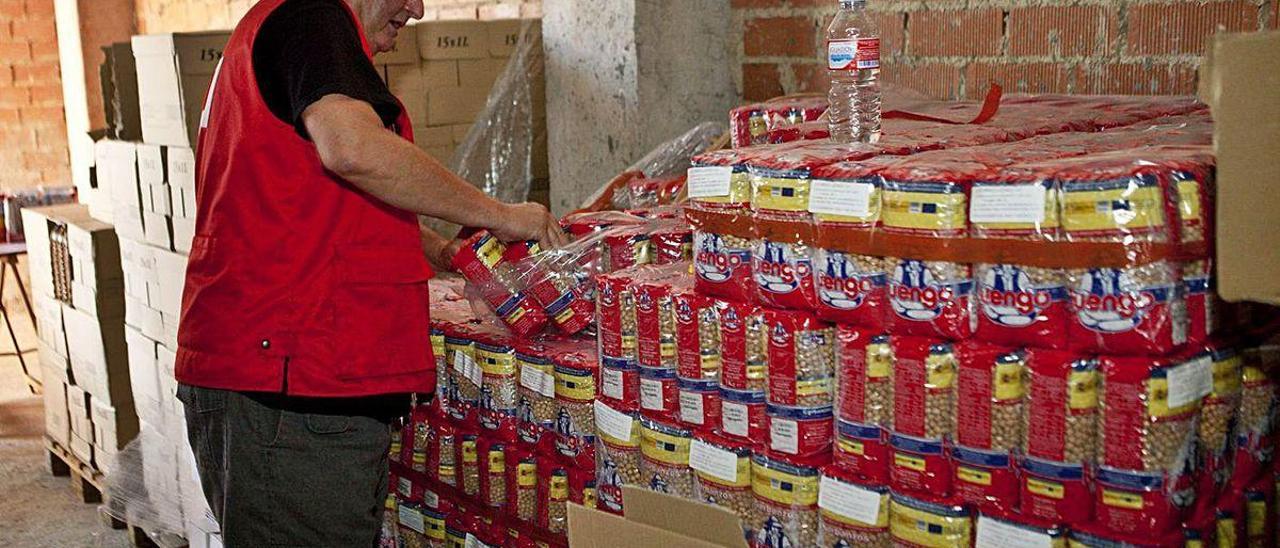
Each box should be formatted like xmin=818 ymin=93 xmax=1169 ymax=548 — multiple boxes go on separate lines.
xmin=586 ymin=100 xmax=1280 ymax=547
xmin=388 ymin=209 xmax=695 ymax=547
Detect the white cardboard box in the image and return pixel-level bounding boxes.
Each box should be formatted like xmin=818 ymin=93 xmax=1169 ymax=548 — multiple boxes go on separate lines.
xmin=167 ymin=147 xmax=196 ymax=190
xmin=34 ymin=294 xmax=67 ymax=358
xmin=63 ymin=303 xmax=132 ymax=406
xmin=155 ymin=248 xmax=188 ymax=320
xmin=136 ymin=144 xmax=167 ymax=187
xmin=143 ymin=210 xmax=174 ymax=250
xmin=125 ymin=325 xmax=162 ymax=423
xmin=132 ymin=32 xmax=229 ymax=147
xmin=20 ymin=207 xmax=53 ymax=299
xmin=91 ymin=396 xmax=140 ymax=452
xmin=43 ymin=378 xmax=70 ymax=447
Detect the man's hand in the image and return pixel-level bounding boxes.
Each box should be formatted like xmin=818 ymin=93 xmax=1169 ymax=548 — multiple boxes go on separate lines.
xmin=491 ymin=202 xmax=571 ymax=249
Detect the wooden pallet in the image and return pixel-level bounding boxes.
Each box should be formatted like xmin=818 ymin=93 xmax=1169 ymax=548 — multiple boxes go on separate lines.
xmin=45 ymin=436 xmax=104 ymax=504
xmin=46 ymin=437 xmax=186 ymax=548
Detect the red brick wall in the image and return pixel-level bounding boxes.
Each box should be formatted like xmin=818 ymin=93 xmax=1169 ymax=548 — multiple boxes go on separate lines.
xmin=0 ymin=0 xmax=69 ymax=191
xmin=736 ymin=0 xmax=1277 ymax=102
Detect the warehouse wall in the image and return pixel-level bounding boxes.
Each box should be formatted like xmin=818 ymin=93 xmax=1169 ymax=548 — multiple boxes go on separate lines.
xmin=1 ymin=0 xmax=69 ymax=190
xmin=134 ymin=0 xmax=539 ymax=33
xmin=735 ymin=0 xmax=1279 ymax=101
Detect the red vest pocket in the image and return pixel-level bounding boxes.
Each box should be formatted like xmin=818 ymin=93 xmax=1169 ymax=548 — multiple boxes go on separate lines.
xmin=333 ymin=245 xmax=435 ymax=381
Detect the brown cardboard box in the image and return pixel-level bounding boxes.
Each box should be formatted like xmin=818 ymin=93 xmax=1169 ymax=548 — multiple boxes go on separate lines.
xmin=421 ymin=60 xmax=461 ymax=88
xmin=457 ymin=58 xmax=506 ymax=90
xmin=568 ymin=486 xmax=749 ymax=548
xmin=1201 ymin=31 xmax=1280 ymax=305
xmin=427 ymin=86 xmax=487 ymax=126
xmin=386 ymin=64 xmax=429 ymax=123
xmin=417 ymin=20 xmax=489 ymax=60
xmin=132 ymin=31 xmax=231 ymax=147
xmin=487 ymin=19 xmax=524 ymax=56
xmin=418 ymin=125 xmax=454 ymax=147
xmin=373 ymin=24 xmax=419 ymax=65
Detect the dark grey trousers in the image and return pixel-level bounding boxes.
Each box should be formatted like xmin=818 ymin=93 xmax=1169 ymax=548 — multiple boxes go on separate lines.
xmin=178 ymin=384 xmax=400 ymax=547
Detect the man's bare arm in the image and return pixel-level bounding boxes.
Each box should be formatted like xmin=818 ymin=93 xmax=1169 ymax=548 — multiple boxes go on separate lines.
xmin=302 ymin=94 xmax=568 ymax=248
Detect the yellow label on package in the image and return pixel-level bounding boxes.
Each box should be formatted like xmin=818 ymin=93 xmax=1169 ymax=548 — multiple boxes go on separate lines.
xmin=425 ymin=513 xmax=446 ymax=540
xmin=1027 ymin=477 xmax=1065 ymax=499
xmin=889 ymin=498 xmax=972 ymax=547
xmin=661 ymin=341 xmax=677 ymax=359
xmin=432 ymin=334 xmax=445 ymax=358
xmin=1068 ymin=369 xmax=1099 ymax=410
xmin=701 ymin=353 xmax=721 ymax=373
xmin=753 ymin=173 xmax=811 ymax=212
xmin=477 ymin=348 xmax=516 ymax=376
xmin=752 ymin=459 xmax=819 ymax=506
xmin=1061 ymin=181 xmax=1165 ymax=234
xmin=957 ymin=466 xmax=992 ymax=486
xmin=838 ymin=438 xmax=865 ymax=456
xmin=894 ymin=452 xmax=926 ymax=472
xmin=867 ymin=345 xmax=892 ymax=378
xmin=1216 ymin=517 xmax=1237 ymax=546
xmin=1247 ymin=499 xmax=1266 ymax=536
xmin=926 ymin=353 xmax=956 ymax=390
xmin=881 ymin=183 xmax=968 ymax=232
xmin=1177 ymin=177 xmax=1202 ymax=224
xmin=550 ymin=475 xmax=568 ymax=501
xmin=517 ymin=462 xmax=537 ymax=487
xmin=1147 ymin=377 xmax=1198 ymax=419
xmin=583 ymin=487 xmax=597 ymax=508
xmin=1211 ymin=355 xmax=1243 ymax=397
xmin=488 ymin=450 xmax=505 ymax=471
xmin=622 ymin=334 xmax=637 ymax=351
xmin=994 ymin=359 xmax=1025 ymax=402
xmin=461 ymin=440 xmax=477 ymax=463
xmin=476 ymin=236 xmax=506 ymax=269
xmin=1101 ymin=488 xmax=1144 ymax=510
xmin=797 ymin=377 xmax=833 ymax=397
xmin=438 ymin=464 xmax=456 ymax=481
xmin=641 ymin=423 xmax=691 ymax=466
xmin=747 ymin=363 xmax=766 ymax=380
xmin=815 ymin=186 xmax=882 ymax=225
xmin=695 ymin=452 xmax=751 ymax=488
xmin=554 ymin=367 xmax=595 ymax=402
xmin=694 ymin=171 xmax=754 ymax=205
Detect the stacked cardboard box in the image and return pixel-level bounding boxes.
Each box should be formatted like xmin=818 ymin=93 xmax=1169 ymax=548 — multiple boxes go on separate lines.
xmin=24 ymin=204 xmax=138 ymax=477
xmin=376 ymin=18 xmax=546 ymax=174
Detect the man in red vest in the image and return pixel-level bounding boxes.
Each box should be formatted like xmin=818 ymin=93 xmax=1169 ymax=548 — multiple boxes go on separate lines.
xmin=175 ymin=0 xmax=566 ymax=545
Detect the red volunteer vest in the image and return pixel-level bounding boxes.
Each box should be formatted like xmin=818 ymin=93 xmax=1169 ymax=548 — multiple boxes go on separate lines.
xmin=176 ymin=0 xmax=436 ymax=397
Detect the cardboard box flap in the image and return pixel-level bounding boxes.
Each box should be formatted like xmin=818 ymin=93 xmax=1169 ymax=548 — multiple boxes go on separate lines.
xmin=1201 ymin=31 xmax=1280 ymax=305
xmin=567 ymin=503 xmax=738 ymax=548
xmin=131 ymin=32 xmax=228 ymax=76
xmin=620 ymin=486 xmax=748 ymax=547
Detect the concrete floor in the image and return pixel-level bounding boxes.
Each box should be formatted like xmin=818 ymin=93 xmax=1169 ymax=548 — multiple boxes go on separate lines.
xmin=0 ymin=314 xmax=131 ymax=547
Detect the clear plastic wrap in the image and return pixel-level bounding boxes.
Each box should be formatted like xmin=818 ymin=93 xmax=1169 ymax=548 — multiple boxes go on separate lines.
xmin=101 ymin=425 xmax=191 ymax=545
xmin=955 ymin=343 xmax=1025 ymax=453
xmin=750 ymin=452 xmax=823 ymax=548
xmin=809 ymin=159 xmax=895 ymax=329
xmin=673 ymin=286 xmax=721 ymax=382
xmin=690 ymin=431 xmax=757 ymax=532
xmin=763 ymin=309 xmax=835 ymax=408
xmin=451 ymin=21 xmax=542 ymax=204
xmin=816 ymin=467 xmax=891 ymax=548
xmin=594 ymin=401 xmax=641 ymax=514
xmin=638 ymin=417 xmax=695 ymax=499
xmin=688 ymin=147 xmax=760 ymax=301
xmin=591 ymin=122 xmax=725 ymax=211
xmin=730 ymin=95 xmax=828 ymax=148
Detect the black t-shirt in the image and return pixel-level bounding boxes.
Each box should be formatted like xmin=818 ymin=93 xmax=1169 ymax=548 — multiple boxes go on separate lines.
xmin=253 ymin=0 xmax=401 ymax=138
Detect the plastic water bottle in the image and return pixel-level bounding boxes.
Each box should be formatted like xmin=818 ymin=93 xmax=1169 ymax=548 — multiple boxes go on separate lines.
xmin=826 ymin=0 xmax=881 ymax=143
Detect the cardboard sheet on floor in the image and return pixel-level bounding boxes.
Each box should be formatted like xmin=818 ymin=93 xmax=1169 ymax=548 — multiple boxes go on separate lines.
xmin=567 ymin=485 xmax=748 ymax=548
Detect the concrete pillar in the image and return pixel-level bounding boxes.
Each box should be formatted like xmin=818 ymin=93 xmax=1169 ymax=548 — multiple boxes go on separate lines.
xmin=544 ymin=0 xmax=737 ymax=214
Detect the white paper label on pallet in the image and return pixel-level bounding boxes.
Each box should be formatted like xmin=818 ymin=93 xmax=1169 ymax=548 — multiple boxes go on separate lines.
xmin=975 ymin=516 xmax=1055 ymax=548
xmin=520 ymin=364 xmax=555 ymax=398
xmin=397 ymin=476 xmax=413 ymax=498
xmin=721 ymin=401 xmax=749 ymax=437
xmin=398 ymin=505 xmax=425 ymax=533
xmin=689 ymin=439 xmax=739 ymax=483
xmin=818 ymin=476 xmax=883 ymax=526
xmin=1167 ymin=355 xmax=1213 ymax=409
xmin=679 ymin=390 xmax=704 ymax=425
xmin=601 ymin=367 xmax=625 ymax=400
xmin=770 ymin=417 xmax=799 ymax=454
xmin=640 ymin=378 xmax=664 ymax=410
xmin=809 ymin=179 xmax=874 ymax=217
xmin=969 ymin=185 xmax=1047 ymax=224
xmin=687 ymin=166 xmax=733 ymax=198
xmin=594 ymin=400 xmax=635 ymax=441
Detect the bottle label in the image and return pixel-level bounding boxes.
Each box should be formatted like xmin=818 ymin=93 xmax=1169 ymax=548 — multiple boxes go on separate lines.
xmin=856 ymin=38 xmax=881 ymax=69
